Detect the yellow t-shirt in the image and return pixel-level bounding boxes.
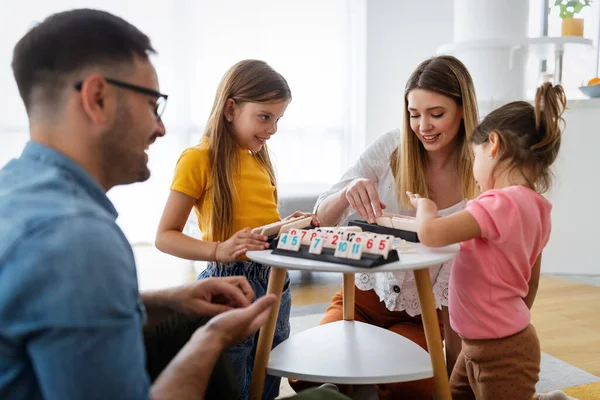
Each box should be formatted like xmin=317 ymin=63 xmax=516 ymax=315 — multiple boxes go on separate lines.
xmin=170 ymin=139 xmax=280 ymax=241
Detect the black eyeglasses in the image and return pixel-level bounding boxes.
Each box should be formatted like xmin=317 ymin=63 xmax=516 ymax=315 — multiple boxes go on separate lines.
xmin=74 ymin=78 xmax=168 ymax=119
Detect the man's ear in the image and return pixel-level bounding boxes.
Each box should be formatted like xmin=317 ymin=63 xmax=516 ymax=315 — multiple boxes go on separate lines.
xmin=78 ymin=74 xmax=116 ymax=125
xmin=223 ymin=98 xmax=236 ymax=122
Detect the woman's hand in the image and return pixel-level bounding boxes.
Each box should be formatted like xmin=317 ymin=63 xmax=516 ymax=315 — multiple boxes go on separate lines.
xmin=345 ymin=178 xmax=386 ymax=223
xmin=214 ymin=228 xmax=269 ymax=262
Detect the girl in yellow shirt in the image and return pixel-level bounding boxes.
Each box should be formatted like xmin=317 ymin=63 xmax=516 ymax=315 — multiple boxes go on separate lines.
xmin=156 ymin=59 xmax=313 ymax=400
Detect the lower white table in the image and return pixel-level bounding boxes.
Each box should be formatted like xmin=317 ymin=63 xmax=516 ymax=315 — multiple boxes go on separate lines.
xmin=246 ymin=243 xmax=459 ymax=400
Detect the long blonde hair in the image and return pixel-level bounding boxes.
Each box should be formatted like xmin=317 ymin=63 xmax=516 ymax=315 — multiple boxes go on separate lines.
xmin=390 ymin=55 xmax=479 ymax=208
xmin=203 ymin=59 xmax=291 ymax=242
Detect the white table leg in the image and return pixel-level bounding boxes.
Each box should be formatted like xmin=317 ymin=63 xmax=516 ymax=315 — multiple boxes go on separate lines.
xmin=249 ymin=266 xmax=287 ymax=400
xmin=413 ymin=268 xmax=452 ymax=400
xmin=342 ymin=273 xmax=355 ymax=321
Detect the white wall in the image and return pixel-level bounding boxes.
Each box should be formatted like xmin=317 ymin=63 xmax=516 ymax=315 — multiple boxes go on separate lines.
xmin=366 ymin=0 xmax=454 ymax=144
xmin=364 ymin=1 xmax=598 ymax=275
xmin=544 ymin=99 xmax=600 ymax=275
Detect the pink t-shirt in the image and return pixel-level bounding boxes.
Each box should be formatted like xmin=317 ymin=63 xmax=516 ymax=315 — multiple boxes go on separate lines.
xmin=449 ymin=186 xmax=552 ymax=339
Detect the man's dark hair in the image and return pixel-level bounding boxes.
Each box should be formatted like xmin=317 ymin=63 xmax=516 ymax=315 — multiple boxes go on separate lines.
xmin=12 ymin=8 xmax=156 ymax=113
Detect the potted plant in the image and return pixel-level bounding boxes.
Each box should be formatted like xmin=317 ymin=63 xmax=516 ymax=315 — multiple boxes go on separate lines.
xmin=555 ymin=0 xmax=592 ymax=36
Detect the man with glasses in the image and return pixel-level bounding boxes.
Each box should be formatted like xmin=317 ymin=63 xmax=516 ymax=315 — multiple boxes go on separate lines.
xmin=0 ymin=8 xmax=346 ymax=400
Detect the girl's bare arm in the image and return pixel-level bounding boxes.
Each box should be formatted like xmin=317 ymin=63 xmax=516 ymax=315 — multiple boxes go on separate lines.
xmin=155 ymin=190 xmax=218 ymax=261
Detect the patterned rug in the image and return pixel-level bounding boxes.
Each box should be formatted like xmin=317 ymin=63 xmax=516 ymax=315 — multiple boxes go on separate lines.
xmin=277 ymin=311 xmax=600 ymax=399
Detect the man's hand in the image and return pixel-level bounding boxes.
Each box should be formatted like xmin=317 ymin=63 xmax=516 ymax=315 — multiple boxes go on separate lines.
xmin=167 ymin=276 xmax=256 ymax=317
xmin=215 ymin=228 xmax=269 ymax=262
xmin=199 ymin=294 xmax=277 ymax=347
xmin=150 ymin=295 xmax=277 ymax=399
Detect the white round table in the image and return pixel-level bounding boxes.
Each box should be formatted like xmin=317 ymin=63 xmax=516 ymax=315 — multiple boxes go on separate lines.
xmin=247 ymin=244 xmax=458 ymax=400
xmin=248 ymin=243 xmax=458 ymax=273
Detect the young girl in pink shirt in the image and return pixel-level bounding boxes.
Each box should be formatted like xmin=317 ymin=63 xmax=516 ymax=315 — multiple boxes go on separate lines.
xmin=407 ymin=82 xmax=573 ymax=400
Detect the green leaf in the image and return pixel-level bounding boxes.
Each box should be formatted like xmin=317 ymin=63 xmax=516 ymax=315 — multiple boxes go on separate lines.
xmin=560 ymin=8 xmax=574 ymax=18
xmin=554 ymin=0 xmax=592 ymax=18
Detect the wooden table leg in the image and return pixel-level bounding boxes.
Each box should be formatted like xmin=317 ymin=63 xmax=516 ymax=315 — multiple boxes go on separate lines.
xmin=342 ymin=272 xmax=355 ymax=394
xmin=249 ymin=266 xmax=287 ymax=400
xmin=342 ymin=273 xmax=355 ymax=321
xmin=413 ymin=268 xmax=452 ymax=400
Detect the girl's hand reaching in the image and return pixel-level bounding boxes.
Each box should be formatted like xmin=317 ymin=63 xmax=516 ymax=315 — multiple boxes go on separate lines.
xmin=406 ymin=191 xmax=438 ymax=212
xmin=214 ymin=228 xmax=270 ymax=262
xmin=405 ymin=191 xmax=481 ymax=248
xmin=284 ymin=210 xmax=320 ymax=227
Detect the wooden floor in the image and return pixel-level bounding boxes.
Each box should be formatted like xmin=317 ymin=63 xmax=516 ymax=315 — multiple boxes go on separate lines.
xmin=290 ymin=272 xmax=600 ymax=377
xmin=289 ymin=271 xmax=341 ymax=306
xmin=532 ymin=275 xmax=600 ymax=377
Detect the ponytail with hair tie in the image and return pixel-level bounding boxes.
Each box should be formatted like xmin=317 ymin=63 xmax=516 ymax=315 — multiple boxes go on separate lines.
xmin=531 ymin=82 xmax=566 ymax=155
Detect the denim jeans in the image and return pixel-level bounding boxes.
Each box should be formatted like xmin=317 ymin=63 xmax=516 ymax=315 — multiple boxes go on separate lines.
xmin=198 ymin=261 xmax=291 ymax=400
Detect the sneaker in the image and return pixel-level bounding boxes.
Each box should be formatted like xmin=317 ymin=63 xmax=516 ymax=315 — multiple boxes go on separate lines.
xmin=317 ymin=383 xmax=340 ymax=392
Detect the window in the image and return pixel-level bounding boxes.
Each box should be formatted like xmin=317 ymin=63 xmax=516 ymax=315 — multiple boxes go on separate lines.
xmin=0 ymin=1 xmax=363 ymax=243
xmin=186 ymin=0 xmax=355 ymax=188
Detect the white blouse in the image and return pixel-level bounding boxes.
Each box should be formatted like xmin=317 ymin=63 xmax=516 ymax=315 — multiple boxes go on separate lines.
xmin=314 ymin=129 xmax=466 ymax=316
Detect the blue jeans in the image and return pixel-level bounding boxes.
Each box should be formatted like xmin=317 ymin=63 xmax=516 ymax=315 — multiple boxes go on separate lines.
xmin=198 ymin=261 xmax=291 ymax=400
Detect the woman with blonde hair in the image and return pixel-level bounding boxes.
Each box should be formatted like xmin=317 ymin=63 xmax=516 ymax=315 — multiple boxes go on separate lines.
xmin=290 ymin=55 xmax=479 ymax=400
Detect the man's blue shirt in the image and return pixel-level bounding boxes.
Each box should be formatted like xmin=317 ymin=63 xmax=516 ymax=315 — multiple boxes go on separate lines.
xmin=0 ymin=141 xmax=149 ymax=399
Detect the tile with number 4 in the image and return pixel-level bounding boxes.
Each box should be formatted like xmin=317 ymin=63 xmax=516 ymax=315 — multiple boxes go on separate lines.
xmin=277 ymin=233 xmax=291 ymax=250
